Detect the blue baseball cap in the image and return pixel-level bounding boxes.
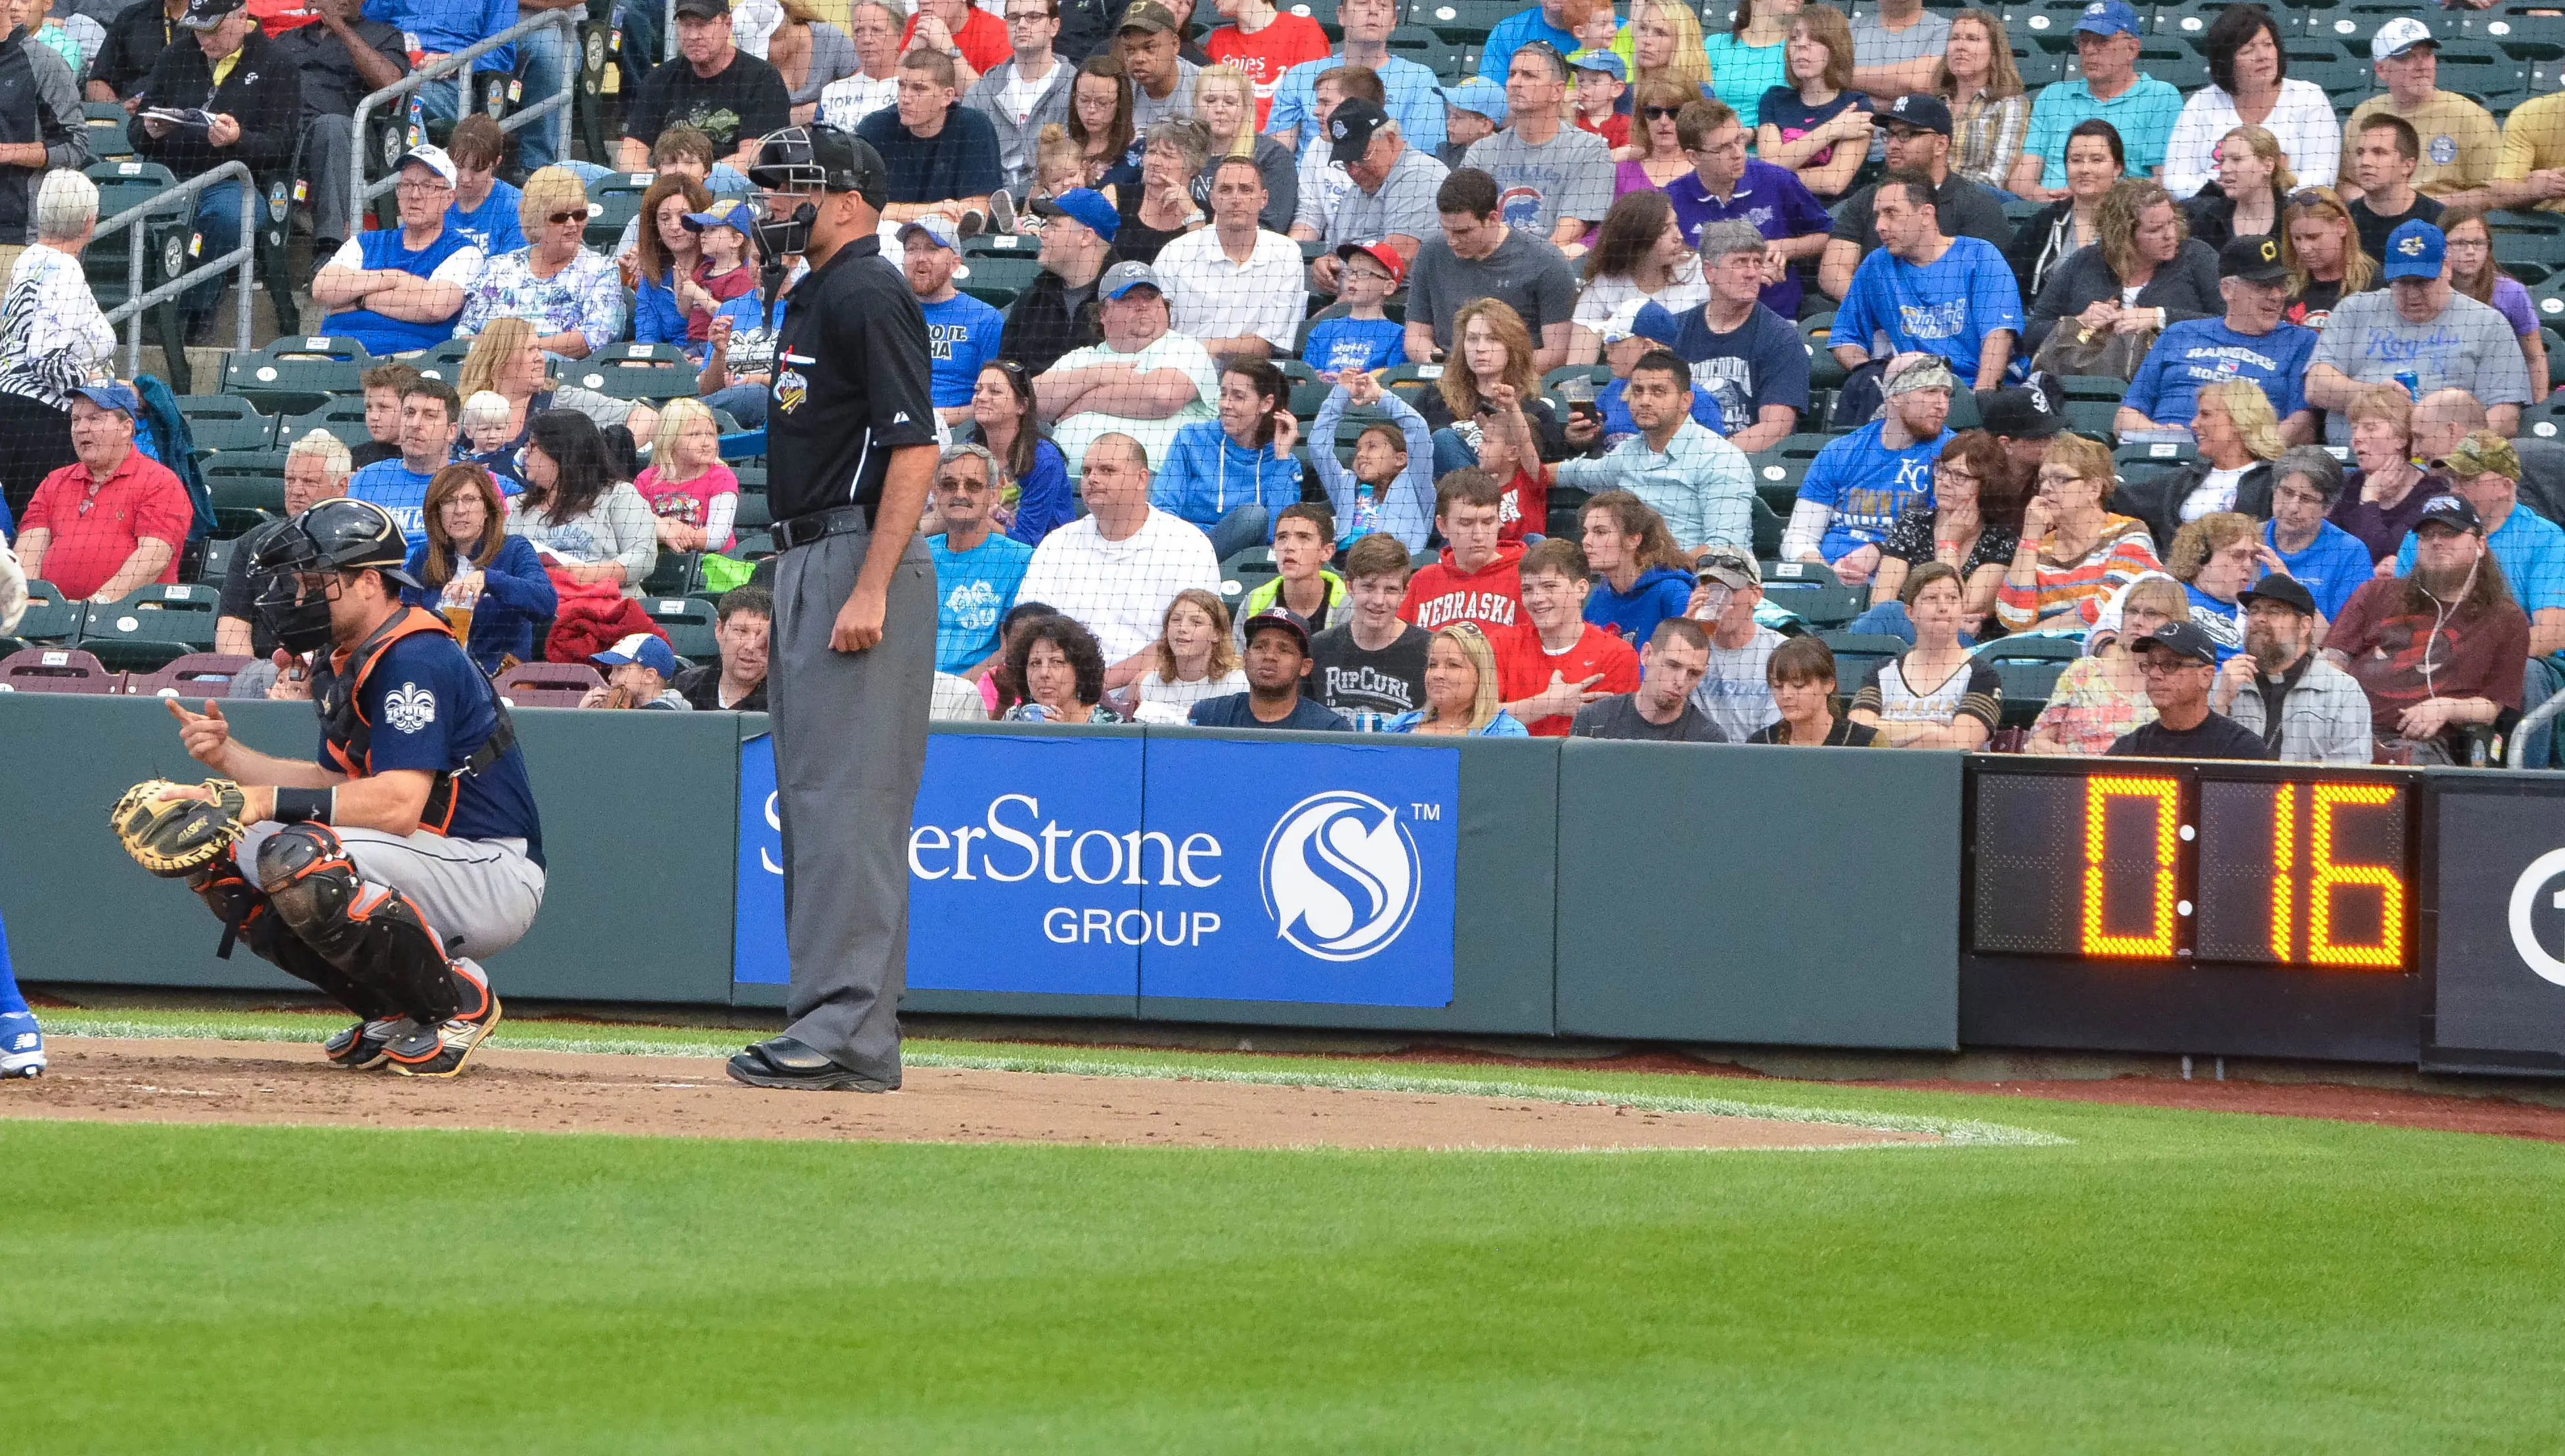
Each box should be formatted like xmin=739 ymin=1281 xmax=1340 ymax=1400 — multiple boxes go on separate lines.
xmin=1630 ymin=301 xmax=1685 ymax=348
xmin=72 ymin=381 xmax=138 ymax=416
xmin=2382 ymin=220 xmax=2447 ymax=282
xmin=1030 ymin=187 xmax=1119 ymax=242
xmin=1568 ymin=49 xmax=1625 ymax=81
xmin=592 ymin=632 xmax=678 ymax=677
xmin=897 ymin=214 xmax=959 ymax=251
xmin=682 ymin=200 xmax=755 ymax=235
xmin=1440 ymin=77 xmax=1507 ymax=123
xmin=2073 ymin=1 xmax=2140 ymax=37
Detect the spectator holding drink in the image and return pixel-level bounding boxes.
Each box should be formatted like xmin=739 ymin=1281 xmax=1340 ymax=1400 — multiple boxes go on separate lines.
xmin=401 ymin=464 xmax=557 ymax=675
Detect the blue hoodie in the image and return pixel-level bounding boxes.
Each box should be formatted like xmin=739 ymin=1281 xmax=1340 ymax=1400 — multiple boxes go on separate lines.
xmin=1584 ymin=565 xmax=1695 ymax=650
xmin=1150 ymin=420 xmax=1306 ymax=537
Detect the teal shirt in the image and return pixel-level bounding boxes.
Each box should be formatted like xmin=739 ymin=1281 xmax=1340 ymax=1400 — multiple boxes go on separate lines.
xmin=2020 ymin=74 xmax=2185 ymax=190
xmin=1703 ymin=34 xmax=1789 ymax=130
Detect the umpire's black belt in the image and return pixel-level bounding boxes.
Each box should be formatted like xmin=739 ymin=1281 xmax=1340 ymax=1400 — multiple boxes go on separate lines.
xmin=776 ymin=505 xmax=878 ymax=551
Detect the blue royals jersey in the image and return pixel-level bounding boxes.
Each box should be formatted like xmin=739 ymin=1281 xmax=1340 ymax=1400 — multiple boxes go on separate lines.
xmin=327 ymin=632 xmax=545 ymax=867
xmin=920 ymin=292 xmax=1005 ymax=408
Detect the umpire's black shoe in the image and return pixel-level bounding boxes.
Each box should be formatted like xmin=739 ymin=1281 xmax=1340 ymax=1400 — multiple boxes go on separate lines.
xmin=726 ymin=1036 xmax=898 ymax=1092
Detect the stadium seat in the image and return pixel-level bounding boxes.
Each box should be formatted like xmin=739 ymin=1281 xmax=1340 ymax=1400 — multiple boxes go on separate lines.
xmin=211 ymin=505 xmax=279 ymax=540
xmin=0 ymin=646 xmax=119 ymax=694
xmin=413 ymin=336 xmax=478 ymax=384
xmin=1414 ymin=0 xmax=1512 ymax=42
xmin=642 ymin=550 xmax=700 ymax=596
xmin=584 ymin=175 xmax=650 ymax=251
xmin=960 ymin=255 xmax=1042 ymax=298
xmin=1800 ymin=313 xmax=1845 ymax=389
xmin=207 ymin=472 xmax=285 ymax=512
xmin=1756 ymin=559 xmax=1861 ymax=629
xmin=644 ymin=596 xmax=720 ymax=660
xmin=279 ymin=399 xmax=374 ymax=450
xmin=1218 ymin=546 xmax=1279 ymax=610
xmin=78 ymin=585 xmax=220 ymax=672
xmin=496 ymin=660 xmax=603 ymax=708
xmin=1749 ymin=496 xmax=1786 ymax=559
xmin=11 ymin=583 xmax=82 ymax=643
xmin=224 ymin=338 xmax=371 ymax=416
xmin=562 ymin=342 xmax=696 ymax=403
xmin=175 ymin=395 xmax=276 ymax=452
xmin=85 ymin=160 xmax=189 ymax=390
xmin=123 ymin=653 xmax=254 ymax=698
xmin=732 ymin=490 xmax=772 ymax=533
xmin=81 ymin=100 xmax=131 ymax=160
xmin=1975 ymin=635 xmax=2080 ymax=728
xmin=1817 ymin=631 xmax=1906 ymax=692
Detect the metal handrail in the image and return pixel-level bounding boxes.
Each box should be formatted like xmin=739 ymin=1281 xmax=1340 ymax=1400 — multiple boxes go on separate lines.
xmin=349 ymin=10 xmax=582 ymax=216
xmin=95 ymin=159 xmax=255 ymax=376
xmin=2508 ymin=683 xmax=2565 ymax=768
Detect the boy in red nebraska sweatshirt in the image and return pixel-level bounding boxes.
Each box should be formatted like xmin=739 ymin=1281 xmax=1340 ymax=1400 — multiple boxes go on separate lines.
xmin=1398 ymin=468 xmax=1526 ymax=633
xmin=1493 ymin=537 xmax=1641 ymax=736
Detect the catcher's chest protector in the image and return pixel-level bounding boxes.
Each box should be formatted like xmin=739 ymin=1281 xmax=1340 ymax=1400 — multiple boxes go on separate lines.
xmin=309 ymin=607 xmax=516 ymax=835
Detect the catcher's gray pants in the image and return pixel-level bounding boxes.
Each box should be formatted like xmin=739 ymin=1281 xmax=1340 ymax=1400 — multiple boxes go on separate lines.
xmin=237 ymin=824 xmax=546 ymax=972
xmin=769 ymin=523 xmax=935 ymax=1082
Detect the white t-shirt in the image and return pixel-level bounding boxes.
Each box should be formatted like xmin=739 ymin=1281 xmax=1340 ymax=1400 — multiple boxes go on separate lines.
xmin=1045 ymin=330 xmax=1222 ymax=477
xmin=1016 ymin=507 xmax=1224 ymax=662
xmin=1687 ymin=625 xmax=1783 ymax=742
xmin=1571 ymin=254 xmax=1709 ymax=330
xmin=1134 ymin=667 xmax=1248 ymax=713
xmin=818 ymin=73 xmax=899 ymax=133
xmin=996 ymin=58 xmax=1062 ymax=126
xmin=2181 ymin=464 xmax=2250 ymax=521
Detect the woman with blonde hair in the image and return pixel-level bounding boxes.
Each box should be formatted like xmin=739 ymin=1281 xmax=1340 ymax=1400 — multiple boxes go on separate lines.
xmin=1756 ymin=3 xmax=1870 ymax=201
xmin=2025 ymin=573 xmax=2187 ymax=755
xmin=399 ymin=464 xmax=558 ymax=673
xmin=1417 ymin=299 xmax=1562 ymax=535
xmin=2181 ymin=124 xmax=2293 ymax=251
xmin=1996 ymin=431 xmax=2166 ymax=630
xmin=2166 ymin=510 xmax=2264 ymax=659
xmin=634 ymin=397 xmax=742 ymax=552
xmin=456 ymin=318 xmax=657 ymax=472
xmin=2277 ymin=187 xmax=2372 ymax=330
xmin=456 ymin=167 xmax=623 ymax=361
xmin=2118 ymin=379 xmax=2285 ymax=552
xmin=1386 ymin=623 xmax=1528 ymax=736
xmin=1630 ymin=1 xmax=1713 ymax=106
xmin=2025 ymin=177 xmax=2221 ymax=357
xmin=1703 ymin=0 xmax=1797 ymax=129
xmin=2329 ymin=385 xmax=2430 ymax=562
xmin=1132 ymin=588 xmax=1246 ymax=716
xmin=1188 ymin=64 xmax=1295 ymax=231
xmin=1935 ymin=9 xmax=2024 ymax=192
xmin=2440 ymin=203 xmax=2551 ymax=406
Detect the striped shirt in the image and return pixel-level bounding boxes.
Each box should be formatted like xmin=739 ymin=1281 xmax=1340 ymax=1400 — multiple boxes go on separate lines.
xmin=0 ymin=243 xmax=114 ymax=410
xmin=1996 ymin=515 xmax=2165 ymax=630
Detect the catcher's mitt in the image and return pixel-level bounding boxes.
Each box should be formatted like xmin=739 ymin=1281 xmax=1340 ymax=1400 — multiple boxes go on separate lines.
xmin=110 ymin=779 xmax=248 ymax=878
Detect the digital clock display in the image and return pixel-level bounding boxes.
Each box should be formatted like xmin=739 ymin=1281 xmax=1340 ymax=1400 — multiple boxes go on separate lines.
xmin=1969 ymin=764 xmax=2412 ymax=970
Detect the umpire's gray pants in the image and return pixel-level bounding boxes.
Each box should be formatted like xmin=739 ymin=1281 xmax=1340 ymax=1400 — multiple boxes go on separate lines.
xmin=303 ymin=114 xmax=355 ymax=247
xmin=770 ymin=525 xmax=936 ymax=1082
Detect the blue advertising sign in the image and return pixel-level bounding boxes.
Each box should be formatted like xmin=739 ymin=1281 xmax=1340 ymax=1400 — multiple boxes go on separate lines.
xmin=734 ymin=730 xmax=1460 ymax=1007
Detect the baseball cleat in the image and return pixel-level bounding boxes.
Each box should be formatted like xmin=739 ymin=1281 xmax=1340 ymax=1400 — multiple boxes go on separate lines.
xmin=0 ymin=1013 xmax=43 ymax=1078
xmin=384 ymin=977 xmax=501 ymax=1080
xmin=322 ymin=1016 xmax=413 ymax=1070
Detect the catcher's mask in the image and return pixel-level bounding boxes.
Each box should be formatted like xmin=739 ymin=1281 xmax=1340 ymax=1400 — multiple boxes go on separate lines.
xmin=250 ymin=498 xmax=420 ymax=655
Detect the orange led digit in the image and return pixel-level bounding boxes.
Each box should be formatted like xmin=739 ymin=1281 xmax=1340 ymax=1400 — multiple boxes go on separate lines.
xmin=2269 ymin=783 xmax=2296 ymax=961
xmin=2082 ymin=776 xmax=2181 ymax=958
xmin=2309 ymin=783 xmax=2405 ymax=967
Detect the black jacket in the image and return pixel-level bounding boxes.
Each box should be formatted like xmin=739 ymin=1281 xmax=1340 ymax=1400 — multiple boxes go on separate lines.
xmin=2181 ymin=182 xmax=2284 ymax=253
xmin=0 ymin=30 xmax=74 ymax=244
xmin=131 ymin=27 xmax=299 ymax=181
xmin=2024 ymin=236 xmax=2223 ymax=355
xmin=1000 ymin=250 xmax=1118 ymax=378
xmin=2114 ymin=458 xmax=2273 ymax=559
xmin=89 ymin=0 xmax=183 ymax=100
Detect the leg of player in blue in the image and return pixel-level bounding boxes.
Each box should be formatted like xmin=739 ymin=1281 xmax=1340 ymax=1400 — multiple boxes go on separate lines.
xmin=0 ymin=908 xmax=43 ymax=1078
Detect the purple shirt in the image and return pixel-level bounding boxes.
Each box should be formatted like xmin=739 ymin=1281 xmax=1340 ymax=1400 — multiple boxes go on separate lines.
xmin=1662 ymin=160 xmax=1831 ymax=318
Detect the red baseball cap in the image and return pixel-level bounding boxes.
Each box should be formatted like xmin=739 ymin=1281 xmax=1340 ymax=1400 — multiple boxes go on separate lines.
xmin=1333 ymin=240 xmax=1406 ymax=286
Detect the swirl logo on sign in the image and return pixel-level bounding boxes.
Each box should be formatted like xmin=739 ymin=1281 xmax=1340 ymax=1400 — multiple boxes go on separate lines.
xmin=1260 ymin=791 xmax=1421 ymax=963
xmin=2508 ymin=848 xmax=2565 ymax=988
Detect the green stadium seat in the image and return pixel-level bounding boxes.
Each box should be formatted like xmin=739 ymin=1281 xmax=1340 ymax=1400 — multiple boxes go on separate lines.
xmin=584 ymin=175 xmax=651 ymax=250
xmin=280 ymin=399 xmax=374 ymax=450
xmin=1414 ymin=0 xmax=1513 ymax=42
xmin=643 ymin=596 xmax=720 ymax=660
xmin=10 ymin=585 xmax=83 ymax=643
xmin=1800 ymin=313 xmax=1846 ymax=389
xmin=732 ymin=490 xmax=772 ymax=531
xmin=1217 ymin=546 xmax=1279 ymax=611
xmin=413 ymin=336 xmax=478 ymax=384
xmin=1749 ymin=495 xmax=1785 ymax=559
xmin=175 ymin=395 xmax=275 ymax=452
xmin=78 ymin=585 xmax=220 ymax=671
xmin=1816 ymin=632 xmax=1906 ymax=691
xmin=224 ymin=338 xmax=372 ymax=416
xmin=1975 ymin=635 xmax=2082 ymax=728
xmin=81 ymin=100 xmax=131 ymax=160
xmin=1756 ymin=559 xmax=1861 ymax=629
xmin=561 ymin=342 xmax=697 ymax=403
xmin=642 ymin=550 xmax=700 ymax=596
xmin=207 ymin=472 xmax=284 ymax=512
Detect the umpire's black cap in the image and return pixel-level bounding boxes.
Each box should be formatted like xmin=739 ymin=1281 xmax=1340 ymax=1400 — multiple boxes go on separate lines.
xmin=747 ymin=125 xmax=888 ymax=210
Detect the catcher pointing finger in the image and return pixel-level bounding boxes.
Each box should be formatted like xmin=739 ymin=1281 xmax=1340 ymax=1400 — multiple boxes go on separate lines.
xmin=111 ymin=499 xmax=545 ymax=1078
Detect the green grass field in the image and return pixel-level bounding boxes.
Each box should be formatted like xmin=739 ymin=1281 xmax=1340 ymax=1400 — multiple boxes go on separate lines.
xmin=5 ymin=1013 xmax=2562 ymax=1452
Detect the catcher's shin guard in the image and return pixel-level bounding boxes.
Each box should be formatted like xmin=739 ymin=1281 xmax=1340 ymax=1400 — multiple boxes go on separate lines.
xmin=254 ymin=825 xmax=479 ymax=1025
xmin=190 ymin=854 xmax=402 ymax=1021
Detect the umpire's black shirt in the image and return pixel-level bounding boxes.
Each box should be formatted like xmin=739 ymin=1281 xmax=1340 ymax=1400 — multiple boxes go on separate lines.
xmin=767 ymin=232 xmax=937 ymax=523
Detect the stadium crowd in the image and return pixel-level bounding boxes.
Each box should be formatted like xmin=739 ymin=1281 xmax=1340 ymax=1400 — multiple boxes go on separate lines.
xmin=1 ymin=0 xmax=2562 ymax=766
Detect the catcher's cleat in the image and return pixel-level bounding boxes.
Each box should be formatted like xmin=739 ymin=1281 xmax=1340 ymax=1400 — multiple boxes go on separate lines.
xmin=0 ymin=1013 xmax=45 ymax=1078
xmin=322 ymin=1016 xmax=413 ymax=1070
xmin=384 ymin=967 xmax=499 ymax=1078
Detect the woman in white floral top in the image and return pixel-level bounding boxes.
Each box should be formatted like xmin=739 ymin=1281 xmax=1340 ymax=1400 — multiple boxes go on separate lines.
xmin=456 ymin=167 xmax=626 ymax=361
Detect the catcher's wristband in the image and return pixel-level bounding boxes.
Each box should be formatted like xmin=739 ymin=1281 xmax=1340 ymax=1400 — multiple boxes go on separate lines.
xmin=271 ymin=787 xmax=335 ymax=826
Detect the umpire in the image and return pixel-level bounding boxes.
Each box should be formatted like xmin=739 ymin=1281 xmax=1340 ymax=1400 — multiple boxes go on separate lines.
xmin=727 ymin=125 xmax=941 ymax=1093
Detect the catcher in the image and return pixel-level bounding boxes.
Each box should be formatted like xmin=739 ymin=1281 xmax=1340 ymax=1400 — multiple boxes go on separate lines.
xmin=116 ymin=498 xmax=543 ymax=1077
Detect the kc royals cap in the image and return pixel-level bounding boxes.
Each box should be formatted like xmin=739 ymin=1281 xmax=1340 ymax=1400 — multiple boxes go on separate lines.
xmin=2371 ymin=16 xmax=2436 ymax=61
xmin=2381 ymin=219 xmax=2447 ymax=282
xmin=1100 ymin=261 xmax=1163 ymax=299
xmin=2218 ymin=233 xmax=2288 ymax=284
xmin=1569 ymin=50 xmax=1626 ymax=81
xmin=1440 ymin=77 xmax=1507 ymax=125
xmin=2072 ymin=1 xmax=2140 ymax=37
xmin=1029 ymin=187 xmax=1120 ymax=242
xmin=1881 ymin=94 xmax=1952 ymax=137
xmin=177 ymin=0 xmax=244 ymax=29
xmin=592 ymin=632 xmax=679 ymax=677
xmin=1328 ymin=97 xmax=1393 ymax=165
xmin=2414 ymin=493 xmax=2484 ymax=534
xmin=2133 ymin=620 xmax=2219 ymax=666
xmin=393 ymin=144 xmax=458 ymax=187
xmin=2237 ymin=574 xmax=2318 ymax=617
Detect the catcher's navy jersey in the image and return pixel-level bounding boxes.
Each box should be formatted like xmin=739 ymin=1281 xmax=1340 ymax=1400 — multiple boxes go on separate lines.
xmin=320 ymin=633 xmax=545 ymax=867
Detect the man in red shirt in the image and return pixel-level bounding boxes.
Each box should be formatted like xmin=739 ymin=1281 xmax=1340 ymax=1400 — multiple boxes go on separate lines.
xmin=1494 ymin=537 xmax=1638 ymax=735
xmin=1203 ymin=0 xmax=1329 ymax=129
xmin=1398 ymin=468 xmax=1525 ymax=633
xmin=14 ymin=384 xmax=193 ymax=603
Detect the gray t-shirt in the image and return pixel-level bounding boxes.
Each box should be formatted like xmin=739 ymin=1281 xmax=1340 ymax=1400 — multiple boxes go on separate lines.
xmin=1687 ymin=624 xmax=1784 ymax=742
xmin=1461 ymin=123 xmax=1617 ymax=238
xmin=1326 ymin=143 xmax=1450 ymax=251
xmin=1571 ymin=692 xmax=1728 ymax=743
xmin=1405 ymin=227 xmax=1580 ymax=347
xmin=1130 ymin=59 xmax=1201 ymax=134
xmin=1851 ymin=9 xmax=1952 ymax=72
xmin=2310 ymin=288 xmax=2533 ymax=445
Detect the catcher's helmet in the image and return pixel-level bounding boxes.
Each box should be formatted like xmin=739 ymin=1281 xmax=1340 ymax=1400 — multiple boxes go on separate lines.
xmin=250 ymin=498 xmax=422 ymax=653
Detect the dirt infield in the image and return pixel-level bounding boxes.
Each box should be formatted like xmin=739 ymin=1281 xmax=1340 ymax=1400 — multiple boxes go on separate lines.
xmin=0 ymin=1040 xmax=1936 ymax=1152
